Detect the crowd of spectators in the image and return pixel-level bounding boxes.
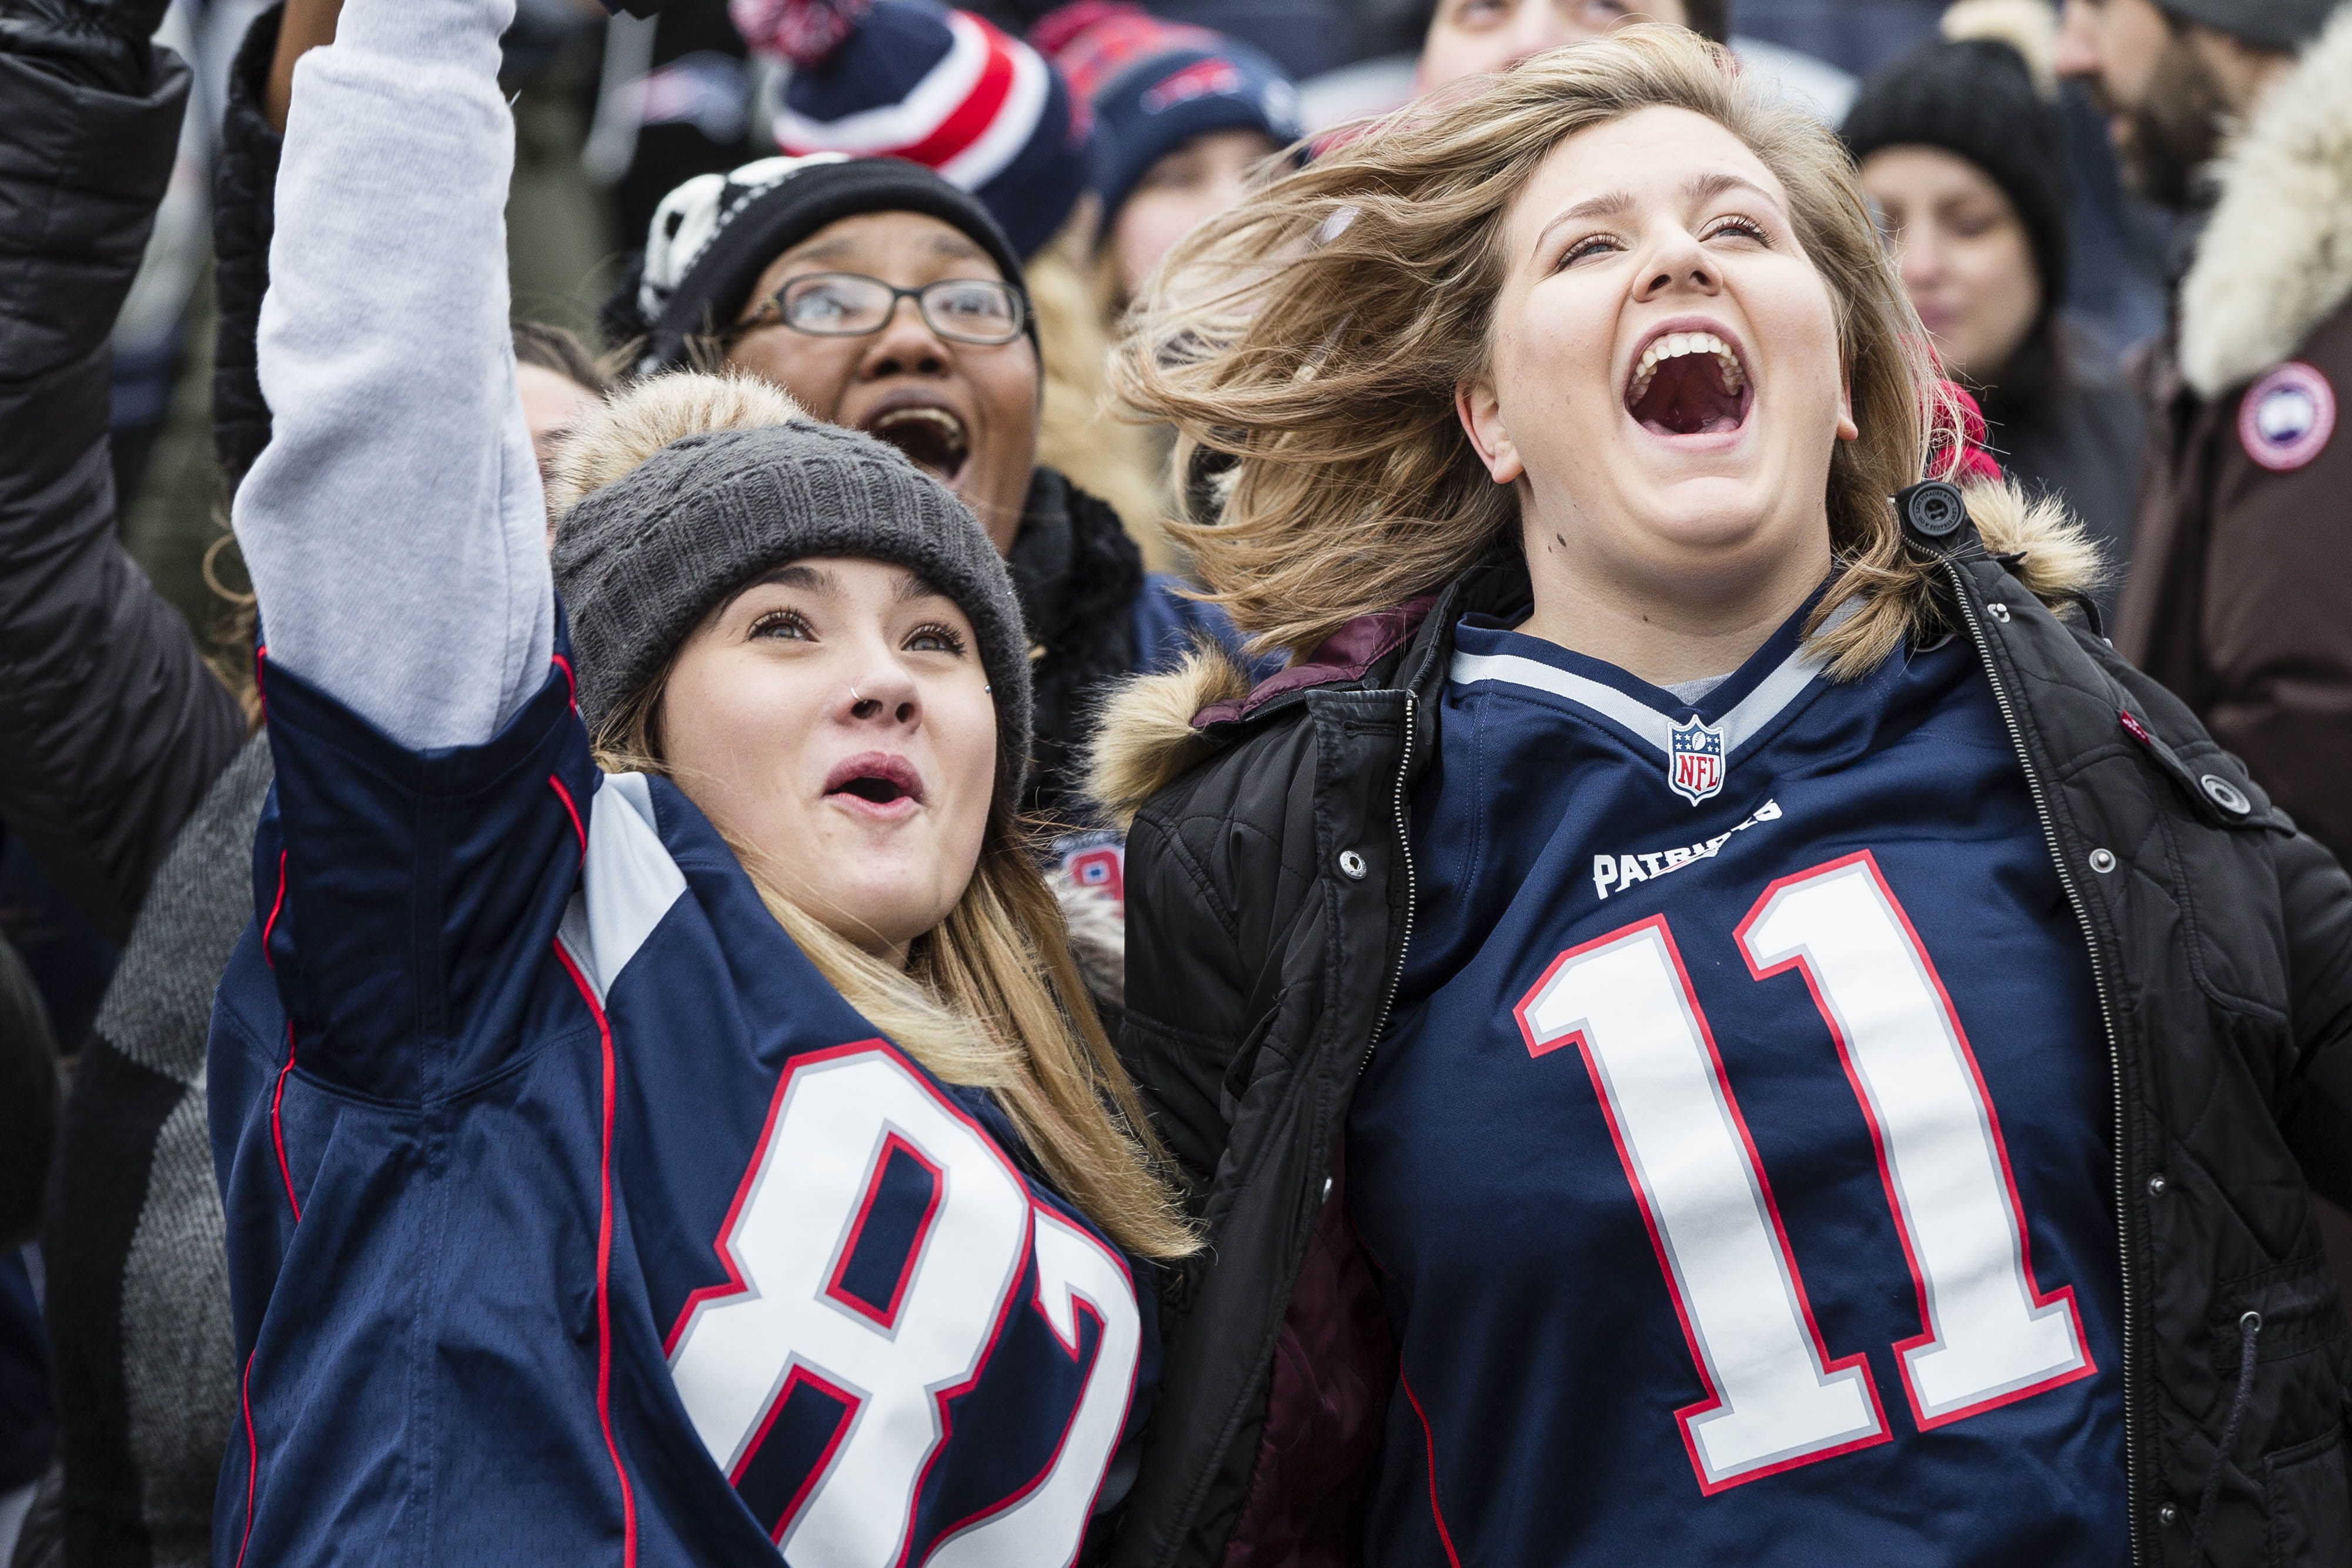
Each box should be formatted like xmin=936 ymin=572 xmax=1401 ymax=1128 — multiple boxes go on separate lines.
xmin=5 ymin=0 xmax=2352 ymax=1562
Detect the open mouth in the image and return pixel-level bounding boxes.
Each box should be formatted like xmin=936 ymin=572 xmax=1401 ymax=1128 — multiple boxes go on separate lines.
xmin=824 ymin=752 xmax=926 ymax=818
xmin=1625 ymin=329 xmax=1753 ymax=439
xmin=864 ymin=406 xmax=971 ymax=487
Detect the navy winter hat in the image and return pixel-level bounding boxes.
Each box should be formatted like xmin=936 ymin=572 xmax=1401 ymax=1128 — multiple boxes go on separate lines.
xmin=2153 ymin=0 xmax=2340 ymax=50
xmin=1842 ymin=38 xmax=2070 ymax=310
xmin=732 ymin=0 xmax=1090 ymax=258
xmin=604 ymin=153 xmax=1034 ymax=378
xmin=1034 ymin=2 xmax=1301 ymax=223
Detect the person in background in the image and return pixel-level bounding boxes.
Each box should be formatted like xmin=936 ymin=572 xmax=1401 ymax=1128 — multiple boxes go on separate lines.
xmin=1416 ymin=0 xmax=1726 ymax=93
xmin=2058 ymin=0 xmax=2352 ymax=865
xmin=604 ymin=149 xmax=1252 ymax=817
xmin=728 ymin=0 xmax=1174 ymax=542
xmin=1027 ymin=1 xmax=1301 ymax=562
xmin=1 ymin=941 xmax=58 ymax=1566
xmin=1845 ymin=14 xmax=2145 ymax=614
xmin=512 ymin=316 xmax=613 ymax=486
xmin=1035 ymin=2 xmax=1301 ymax=309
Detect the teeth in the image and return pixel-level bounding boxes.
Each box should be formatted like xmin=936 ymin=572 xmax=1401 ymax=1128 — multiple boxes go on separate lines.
xmin=1626 ymin=330 xmax=1748 ymax=406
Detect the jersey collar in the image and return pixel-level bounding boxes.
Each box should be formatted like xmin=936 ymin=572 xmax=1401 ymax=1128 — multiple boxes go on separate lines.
xmin=1446 ymin=591 xmax=1852 ymax=765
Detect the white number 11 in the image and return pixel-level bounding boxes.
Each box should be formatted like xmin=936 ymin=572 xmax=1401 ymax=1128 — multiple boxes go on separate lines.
xmin=1513 ymin=850 xmax=2091 ymax=1495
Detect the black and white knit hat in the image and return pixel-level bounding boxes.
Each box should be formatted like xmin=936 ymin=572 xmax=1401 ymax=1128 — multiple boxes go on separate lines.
xmin=603 ymin=153 xmax=1035 ymax=379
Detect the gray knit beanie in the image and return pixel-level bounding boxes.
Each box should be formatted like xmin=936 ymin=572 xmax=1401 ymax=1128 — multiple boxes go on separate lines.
xmin=550 ymin=420 xmax=1034 ymax=803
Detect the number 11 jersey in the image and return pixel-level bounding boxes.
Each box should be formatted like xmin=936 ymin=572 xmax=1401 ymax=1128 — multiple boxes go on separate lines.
xmin=1346 ymin=601 xmax=2127 ymax=1564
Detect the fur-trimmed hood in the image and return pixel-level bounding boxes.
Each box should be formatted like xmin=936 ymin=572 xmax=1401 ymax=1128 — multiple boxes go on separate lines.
xmin=1087 ymin=480 xmax=2096 ymax=827
xmin=2179 ymin=5 xmax=2352 ymax=399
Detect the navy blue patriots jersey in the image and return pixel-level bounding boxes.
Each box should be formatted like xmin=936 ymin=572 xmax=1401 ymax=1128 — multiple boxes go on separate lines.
xmin=208 ymin=646 xmax=1155 ymax=1568
xmin=1347 ymin=600 xmax=2127 ymax=1564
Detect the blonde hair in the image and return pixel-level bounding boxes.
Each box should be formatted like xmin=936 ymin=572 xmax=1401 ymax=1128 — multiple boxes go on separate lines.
xmin=1025 ymin=211 xmax=1181 ymax=572
xmin=553 ymin=373 xmax=1195 ymax=1262
xmin=1114 ymin=25 xmax=1961 ymax=679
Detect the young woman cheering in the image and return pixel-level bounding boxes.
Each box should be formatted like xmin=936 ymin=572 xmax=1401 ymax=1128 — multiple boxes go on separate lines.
xmin=1091 ymin=26 xmax=2352 ymax=1568
xmin=207 ymin=2 xmax=1189 ymax=1563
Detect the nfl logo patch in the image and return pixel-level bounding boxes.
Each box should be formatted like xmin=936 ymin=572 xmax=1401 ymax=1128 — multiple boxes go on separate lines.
xmin=1668 ymin=716 xmax=1726 ymax=805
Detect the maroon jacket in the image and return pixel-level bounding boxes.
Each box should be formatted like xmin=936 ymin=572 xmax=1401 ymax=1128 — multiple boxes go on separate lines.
xmin=2117 ymin=12 xmax=2352 ymax=867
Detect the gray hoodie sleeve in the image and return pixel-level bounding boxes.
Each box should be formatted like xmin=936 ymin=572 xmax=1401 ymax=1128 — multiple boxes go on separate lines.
xmin=229 ymin=0 xmax=552 ymax=751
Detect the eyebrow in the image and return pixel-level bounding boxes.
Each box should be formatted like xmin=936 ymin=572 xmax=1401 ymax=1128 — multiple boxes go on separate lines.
xmin=1529 ymin=169 xmax=1786 ymax=260
xmin=756 ymin=563 xmax=839 ymax=596
xmin=784 ymin=236 xmax=858 ymax=268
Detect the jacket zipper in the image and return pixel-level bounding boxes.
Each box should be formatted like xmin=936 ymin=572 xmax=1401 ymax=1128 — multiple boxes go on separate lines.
xmin=1359 ymin=690 xmax=1420 ymax=1074
xmin=1943 ymin=561 xmax=2143 ymax=1568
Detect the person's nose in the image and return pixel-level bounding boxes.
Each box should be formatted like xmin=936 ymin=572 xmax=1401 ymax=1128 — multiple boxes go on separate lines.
xmin=1895 ymin=228 xmax=1939 ymax=290
xmin=2052 ymin=0 xmax=2101 ymax=81
xmin=1634 ymin=223 xmax=1722 ymax=303
xmin=856 ymin=293 xmax=952 ymax=382
xmin=1502 ymin=1 xmax=1576 ymax=67
xmin=840 ymin=647 xmax=922 ymax=730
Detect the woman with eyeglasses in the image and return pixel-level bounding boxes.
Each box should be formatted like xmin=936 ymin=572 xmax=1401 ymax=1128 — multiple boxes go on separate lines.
xmin=603 ymin=156 xmax=1255 ymax=821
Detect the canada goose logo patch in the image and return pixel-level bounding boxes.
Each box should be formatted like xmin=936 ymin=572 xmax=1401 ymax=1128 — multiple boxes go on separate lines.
xmin=2240 ymin=362 xmax=2334 ymax=472
xmin=1668 ymin=717 xmax=1726 ymax=805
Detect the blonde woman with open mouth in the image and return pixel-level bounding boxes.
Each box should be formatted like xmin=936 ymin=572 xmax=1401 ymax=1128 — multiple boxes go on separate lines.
xmin=1087 ymin=26 xmax=2352 ymax=1568
xmin=205 ymin=1 xmax=1195 ymax=1563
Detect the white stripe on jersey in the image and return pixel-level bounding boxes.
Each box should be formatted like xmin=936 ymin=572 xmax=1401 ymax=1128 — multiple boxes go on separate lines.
xmin=557 ymin=771 xmax=689 ymax=1004
xmin=1448 ymin=601 xmax=1852 ymax=760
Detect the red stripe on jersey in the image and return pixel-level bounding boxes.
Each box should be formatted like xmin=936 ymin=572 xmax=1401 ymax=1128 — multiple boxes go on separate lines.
xmin=553 ymin=938 xmax=640 ymax=1566
xmin=270 ymin=1021 xmax=302 ymax=1222
xmin=550 ymin=775 xmax=587 ymax=857
xmin=233 ymin=1354 xmax=259 ymax=1568
xmin=1399 ymin=1370 xmax=1464 ymax=1568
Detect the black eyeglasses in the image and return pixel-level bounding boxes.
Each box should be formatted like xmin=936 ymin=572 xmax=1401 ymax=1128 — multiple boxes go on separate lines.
xmin=728 ymin=272 xmax=1028 ymax=346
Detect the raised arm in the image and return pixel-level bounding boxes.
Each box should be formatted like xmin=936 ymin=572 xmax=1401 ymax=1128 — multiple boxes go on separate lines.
xmin=231 ymin=0 xmax=550 ymax=748
xmin=0 ymin=4 xmax=246 ymax=942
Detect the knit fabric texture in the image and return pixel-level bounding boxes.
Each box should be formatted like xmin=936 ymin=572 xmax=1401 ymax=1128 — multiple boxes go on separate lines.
xmin=2154 ymin=0 xmax=2340 ymax=49
xmin=1842 ymin=37 xmax=2070 ymax=309
xmin=607 ymin=153 xmax=1035 ymax=379
xmin=743 ymin=0 xmax=1087 ymax=258
xmin=1031 ymin=1 xmax=1299 ymax=223
xmin=44 ymin=733 xmax=272 ymax=1568
xmin=550 ymin=420 xmax=1035 ymax=801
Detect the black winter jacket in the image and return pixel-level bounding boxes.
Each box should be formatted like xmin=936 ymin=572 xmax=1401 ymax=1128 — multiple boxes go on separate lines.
xmin=0 ymin=20 xmax=242 ymax=948
xmin=1095 ymin=488 xmax=2352 ymax=1568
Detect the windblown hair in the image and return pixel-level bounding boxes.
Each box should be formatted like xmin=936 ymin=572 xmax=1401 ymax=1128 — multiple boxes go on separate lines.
xmin=1114 ymin=24 xmax=1969 ymax=679
xmin=556 ymin=373 xmax=1195 ymax=1262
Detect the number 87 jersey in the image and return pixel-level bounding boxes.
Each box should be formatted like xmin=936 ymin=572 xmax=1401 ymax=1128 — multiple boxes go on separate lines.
xmin=1343 ymin=608 xmax=2127 ymax=1566
xmin=209 ymin=657 xmax=1155 ymax=1568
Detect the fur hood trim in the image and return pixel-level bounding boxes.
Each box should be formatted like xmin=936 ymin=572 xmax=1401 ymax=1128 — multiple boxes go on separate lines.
xmin=2179 ymin=6 xmax=2352 ymax=398
xmin=1085 ymin=480 xmax=2097 ymax=828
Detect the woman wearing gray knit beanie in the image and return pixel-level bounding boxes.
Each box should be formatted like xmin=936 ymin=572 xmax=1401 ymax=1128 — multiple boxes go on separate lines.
xmin=207 ymin=2 xmax=1190 ymax=1562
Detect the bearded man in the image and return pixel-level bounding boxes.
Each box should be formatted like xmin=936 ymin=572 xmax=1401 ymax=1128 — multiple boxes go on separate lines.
xmin=2059 ymin=0 xmax=2352 ymax=863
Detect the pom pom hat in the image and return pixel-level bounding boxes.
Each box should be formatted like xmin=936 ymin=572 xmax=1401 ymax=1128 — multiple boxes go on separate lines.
xmin=733 ymin=0 xmax=1088 ymax=258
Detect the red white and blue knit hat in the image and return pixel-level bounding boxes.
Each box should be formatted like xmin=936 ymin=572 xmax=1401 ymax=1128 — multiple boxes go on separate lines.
xmin=733 ymin=0 xmax=1088 ymax=258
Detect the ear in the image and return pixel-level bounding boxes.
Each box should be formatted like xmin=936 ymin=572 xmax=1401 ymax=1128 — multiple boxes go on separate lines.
xmin=1456 ymin=375 xmax=1525 ymax=485
xmin=1835 ymin=372 xmax=1860 ymax=444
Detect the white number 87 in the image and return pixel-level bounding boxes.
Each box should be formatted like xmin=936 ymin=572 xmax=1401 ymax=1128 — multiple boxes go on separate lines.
xmin=666 ymin=1043 xmax=1141 ymax=1567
